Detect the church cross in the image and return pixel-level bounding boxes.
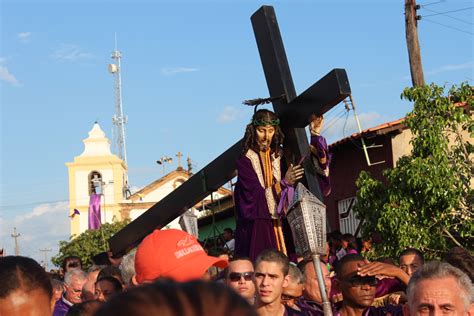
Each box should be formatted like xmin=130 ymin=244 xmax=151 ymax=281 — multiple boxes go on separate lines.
xmin=108 ymin=5 xmax=351 ymax=257
xmin=176 ymin=151 xmax=183 ymax=169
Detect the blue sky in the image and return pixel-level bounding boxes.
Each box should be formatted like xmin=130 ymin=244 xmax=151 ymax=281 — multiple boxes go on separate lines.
xmin=1 ymin=0 xmax=472 ymax=266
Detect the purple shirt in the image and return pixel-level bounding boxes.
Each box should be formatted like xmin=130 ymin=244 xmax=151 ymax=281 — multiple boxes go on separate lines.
xmin=52 ymin=295 xmax=73 ymax=316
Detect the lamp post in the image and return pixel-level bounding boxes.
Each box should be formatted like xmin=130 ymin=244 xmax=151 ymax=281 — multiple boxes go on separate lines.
xmin=156 ymin=156 xmax=173 ymax=174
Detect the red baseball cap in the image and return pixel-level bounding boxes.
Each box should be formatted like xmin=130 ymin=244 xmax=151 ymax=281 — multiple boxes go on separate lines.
xmin=135 ymin=229 xmax=228 ymax=283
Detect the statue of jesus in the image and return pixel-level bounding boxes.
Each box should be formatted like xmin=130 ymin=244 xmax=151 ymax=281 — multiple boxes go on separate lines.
xmin=234 ymin=109 xmax=304 ymax=261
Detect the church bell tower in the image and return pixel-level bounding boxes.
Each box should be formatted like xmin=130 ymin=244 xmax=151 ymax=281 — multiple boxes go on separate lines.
xmin=65 ymin=123 xmax=127 ymax=236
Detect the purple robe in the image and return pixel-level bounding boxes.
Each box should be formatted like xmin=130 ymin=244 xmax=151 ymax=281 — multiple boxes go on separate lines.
xmin=52 ymin=296 xmax=72 ymax=316
xmin=310 ymin=135 xmax=332 ymax=196
xmin=88 ymin=193 xmax=102 ymax=230
xmin=234 ymin=150 xmax=295 ymax=261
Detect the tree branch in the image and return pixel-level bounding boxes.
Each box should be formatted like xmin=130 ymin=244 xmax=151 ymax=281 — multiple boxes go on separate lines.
xmin=442 ymin=227 xmax=463 ymax=247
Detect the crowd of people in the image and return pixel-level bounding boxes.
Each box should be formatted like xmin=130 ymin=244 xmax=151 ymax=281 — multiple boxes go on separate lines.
xmin=1 ymin=109 xmax=472 ymax=315
xmin=0 ymin=228 xmax=472 ymax=316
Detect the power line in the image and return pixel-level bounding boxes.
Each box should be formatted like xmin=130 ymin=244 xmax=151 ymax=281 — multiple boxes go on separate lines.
xmin=422 ymin=6 xmax=474 ymax=17
xmin=422 ymin=18 xmax=474 ymax=35
xmin=421 ymin=6 xmax=473 ymax=24
xmin=0 ymin=190 xmax=129 ymax=211
xmin=419 ymin=0 xmax=446 ymax=7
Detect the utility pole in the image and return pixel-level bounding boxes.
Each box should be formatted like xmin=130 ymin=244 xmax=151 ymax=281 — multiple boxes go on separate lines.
xmin=11 ymin=227 xmax=20 ymax=256
xmin=39 ymin=248 xmax=52 ymax=270
xmin=405 ymin=0 xmax=425 ymax=87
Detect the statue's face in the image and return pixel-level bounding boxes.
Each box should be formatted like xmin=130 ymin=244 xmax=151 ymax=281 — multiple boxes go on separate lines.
xmin=256 ymin=125 xmax=275 ymax=151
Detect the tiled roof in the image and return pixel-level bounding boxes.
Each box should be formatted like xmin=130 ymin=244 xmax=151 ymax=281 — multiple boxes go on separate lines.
xmin=329 ymin=117 xmax=406 ymax=148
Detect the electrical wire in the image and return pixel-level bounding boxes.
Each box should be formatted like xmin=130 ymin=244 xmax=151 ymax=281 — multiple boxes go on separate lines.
xmin=419 ymin=0 xmax=446 ymax=7
xmin=0 ymin=191 xmax=127 ymax=212
xmin=422 ymin=6 xmax=474 ymax=17
xmin=323 ymin=108 xmax=346 ymax=129
xmin=322 ymin=108 xmax=350 ymax=135
xmin=421 ymin=6 xmax=473 ymax=25
xmin=422 ymin=18 xmax=474 ymax=35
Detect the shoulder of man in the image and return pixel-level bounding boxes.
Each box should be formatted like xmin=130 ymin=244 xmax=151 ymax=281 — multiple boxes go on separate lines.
xmin=284 ymin=305 xmax=307 ymax=316
xmin=363 ymin=305 xmax=404 ymax=316
xmin=295 ymin=297 xmax=325 ymax=316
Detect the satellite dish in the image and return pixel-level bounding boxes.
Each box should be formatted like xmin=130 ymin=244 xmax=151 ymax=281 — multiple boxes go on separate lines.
xmin=108 ymin=63 xmax=118 ymax=73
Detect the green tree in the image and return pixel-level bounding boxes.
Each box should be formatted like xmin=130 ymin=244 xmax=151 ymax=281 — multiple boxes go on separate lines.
xmin=354 ymin=83 xmax=473 ymax=260
xmin=52 ymin=218 xmax=130 ymax=270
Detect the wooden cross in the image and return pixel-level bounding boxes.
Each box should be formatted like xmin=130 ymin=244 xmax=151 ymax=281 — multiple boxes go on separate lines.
xmin=108 ymin=5 xmax=351 ymax=257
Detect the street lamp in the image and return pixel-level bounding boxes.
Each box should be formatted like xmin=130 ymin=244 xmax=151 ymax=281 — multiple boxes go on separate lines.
xmin=156 ymin=156 xmax=173 ymax=174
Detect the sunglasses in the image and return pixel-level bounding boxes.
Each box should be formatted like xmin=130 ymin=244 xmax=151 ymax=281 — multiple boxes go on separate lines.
xmin=281 ymin=294 xmax=299 ymax=302
xmin=345 ymin=276 xmax=378 ymax=287
xmin=228 ymin=272 xmax=254 ymax=282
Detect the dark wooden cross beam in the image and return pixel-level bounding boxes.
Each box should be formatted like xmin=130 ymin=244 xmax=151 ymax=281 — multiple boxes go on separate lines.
xmin=108 ymin=5 xmax=351 ymax=257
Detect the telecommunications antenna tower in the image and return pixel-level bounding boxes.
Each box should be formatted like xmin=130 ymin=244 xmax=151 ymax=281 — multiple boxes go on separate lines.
xmin=108 ymin=35 xmax=130 ymax=197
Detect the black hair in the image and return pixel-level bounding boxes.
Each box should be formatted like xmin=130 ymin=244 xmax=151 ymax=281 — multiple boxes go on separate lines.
xmin=255 ymin=249 xmax=289 ymax=276
xmin=0 ymin=256 xmax=53 ymax=300
xmin=96 ymin=276 xmax=123 ymax=293
xmin=342 ymin=233 xmax=357 ymax=250
xmin=97 ymin=266 xmax=123 ymax=285
xmin=62 ymin=255 xmax=82 ymax=271
xmin=66 ymin=300 xmax=103 ymax=316
xmin=223 ymin=228 xmax=233 ymax=235
xmin=398 ymin=248 xmax=425 ymax=264
xmin=94 ymin=279 xmax=257 ymax=316
xmin=443 ymin=247 xmax=474 ymax=283
xmin=334 ymin=253 xmax=365 ymax=277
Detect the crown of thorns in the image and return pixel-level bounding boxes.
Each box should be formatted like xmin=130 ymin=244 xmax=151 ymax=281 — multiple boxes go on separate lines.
xmin=252 ymin=118 xmax=280 ymax=126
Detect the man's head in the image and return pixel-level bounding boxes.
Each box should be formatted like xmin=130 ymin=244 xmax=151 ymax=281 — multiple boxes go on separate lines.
xmin=223 ymin=228 xmax=233 ymax=242
xmin=0 ymin=256 xmax=54 ymax=316
xmin=51 ymin=278 xmax=64 ymax=302
xmin=282 ymin=264 xmax=304 ymax=308
xmin=399 ymin=248 xmax=424 ymax=277
xmin=119 ymin=249 xmax=137 ymax=288
xmin=335 ymin=254 xmax=377 ymax=309
xmin=134 ymin=229 xmax=228 ymax=283
xmin=243 ymin=109 xmax=284 ymax=154
xmin=64 ymin=269 xmax=88 ymax=304
xmin=254 ymin=249 xmax=289 ymax=306
xmin=297 ymin=259 xmax=331 ymax=304
xmin=443 ymin=247 xmax=474 ymax=283
xmin=341 ymin=233 xmax=357 ymax=250
xmin=82 ymin=265 xmax=103 ymax=301
xmin=62 ymin=256 xmax=82 ymax=273
xmin=404 ymin=261 xmax=473 ymax=316
xmin=225 ymin=257 xmax=256 ymax=301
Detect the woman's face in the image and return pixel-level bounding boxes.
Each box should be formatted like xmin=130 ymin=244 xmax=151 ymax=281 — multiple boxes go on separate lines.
xmin=95 ymin=280 xmax=119 ymax=302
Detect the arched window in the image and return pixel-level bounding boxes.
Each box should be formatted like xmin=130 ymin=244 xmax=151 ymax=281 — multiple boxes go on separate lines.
xmin=173 ymin=178 xmax=185 ymax=189
xmin=89 ymin=171 xmax=103 ymax=195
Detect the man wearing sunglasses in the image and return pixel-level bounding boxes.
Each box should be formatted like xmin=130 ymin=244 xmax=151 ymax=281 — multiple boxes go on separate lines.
xmin=335 ymin=254 xmax=403 ymax=316
xmin=225 ymin=257 xmax=256 ymax=304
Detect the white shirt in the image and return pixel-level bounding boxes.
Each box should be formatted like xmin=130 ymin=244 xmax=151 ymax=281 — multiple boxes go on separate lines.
xmin=225 ymin=238 xmax=235 ymax=252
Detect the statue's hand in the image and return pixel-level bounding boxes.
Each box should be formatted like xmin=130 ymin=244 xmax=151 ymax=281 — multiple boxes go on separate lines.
xmin=284 ymin=164 xmax=304 ymax=185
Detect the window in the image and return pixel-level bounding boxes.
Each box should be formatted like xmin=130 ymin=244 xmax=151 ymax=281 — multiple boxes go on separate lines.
xmin=338 ymin=197 xmax=360 ymax=236
xmin=89 ymin=171 xmax=103 ymax=195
